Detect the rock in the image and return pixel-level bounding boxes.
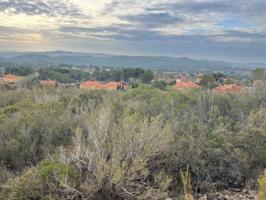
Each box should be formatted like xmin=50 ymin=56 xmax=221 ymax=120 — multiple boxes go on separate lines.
xmin=172 ymin=189 xmax=258 ymax=200
xmin=198 ymin=195 xmax=207 ymax=200
xmin=228 ymin=188 xmax=242 ymax=192
xmin=217 ymin=195 xmax=226 ymax=200
xmin=206 ymin=193 xmax=217 ymax=200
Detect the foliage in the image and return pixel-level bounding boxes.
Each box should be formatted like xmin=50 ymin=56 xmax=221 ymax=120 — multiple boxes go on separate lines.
xmin=258 ymin=170 xmax=266 ymax=200
xmin=5 ymin=66 xmax=34 ymax=76
xmin=1 ymin=101 xmax=173 ymax=199
xmin=153 ymin=80 xmax=168 ymax=90
xmin=0 ymin=79 xmax=265 ymax=199
xmin=1 ymin=168 xmax=44 ymax=200
xmin=181 ymin=167 xmax=194 ymax=200
xmin=252 ymin=68 xmax=266 ymax=81
xmin=140 ymin=69 xmax=154 ymax=83
xmin=92 ymin=67 xmax=154 ymax=83
xmin=199 ymin=74 xmax=216 ymax=88
xmin=56 ymin=105 xmax=173 ymax=199
xmin=39 ymin=67 xmax=91 ymax=83
xmin=213 ymin=73 xmax=226 ymax=82
xmin=241 ymin=109 xmax=266 ymax=166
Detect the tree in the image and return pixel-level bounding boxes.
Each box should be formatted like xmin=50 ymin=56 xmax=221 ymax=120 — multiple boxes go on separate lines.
xmin=6 ymin=66 xmax=34 ymax=76
xmin=153 ymin=80 xmax=167 ymax=90
xmin=213 ymin=73 xmax=226 ymax=82
xmin=251 ymin=68 xmax=266 ymax=81
xmin=199 ymin=74 xmax=216 ymax=88
xmin=140 ymin=69 xmax=154 ymax=83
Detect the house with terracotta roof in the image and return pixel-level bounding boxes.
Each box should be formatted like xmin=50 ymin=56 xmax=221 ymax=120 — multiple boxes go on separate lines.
xmin=214 ymin=84 xmax=244 ymax=94
xmin=104 ymin=81 xmax=120 ymax=90
xmin=174 ymin=81 xmax=201 ymax=90
xmin=80 ymin=80 xmax=105 ymax=89
xmin=104 ymin=81 xmax=128 ymax=91
xmin=80 ymin=80 xmax=127 ymax=91
xmin=40 ymin=80 xmax=58 ymax=87
xmin=2 ymin=74 xmax=22 ymax=82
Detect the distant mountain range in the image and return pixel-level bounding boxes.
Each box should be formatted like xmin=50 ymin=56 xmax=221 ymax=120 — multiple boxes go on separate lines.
xmin=0 ymin=51 xmax=265 ymax=72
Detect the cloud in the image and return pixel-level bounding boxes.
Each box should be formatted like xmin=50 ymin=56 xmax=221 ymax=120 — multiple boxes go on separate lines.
xmin=0 ymin=0 xmax=81 ymax=16
xmin=0 ymin=0 xmax=266 ymax=62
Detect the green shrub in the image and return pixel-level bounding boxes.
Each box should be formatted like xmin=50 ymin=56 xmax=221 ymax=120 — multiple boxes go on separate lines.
xmin=1 ymin=168 xmax=43 ymax=200
xmin=259 ymin=170 xmax=266 ymax=200
xmin=1 ymin=77 xmax=266 ymax=198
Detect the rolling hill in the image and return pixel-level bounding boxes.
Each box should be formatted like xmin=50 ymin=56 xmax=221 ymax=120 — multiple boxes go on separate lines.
xmin=0 ymin=51 xmax=265 ymax=72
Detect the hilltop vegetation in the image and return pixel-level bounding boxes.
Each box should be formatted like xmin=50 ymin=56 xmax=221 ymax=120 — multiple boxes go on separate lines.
xmin=0 ymin=73 xmax=265 ymax=199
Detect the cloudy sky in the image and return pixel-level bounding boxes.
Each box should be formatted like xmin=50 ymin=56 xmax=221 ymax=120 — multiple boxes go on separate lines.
xmin=0 ymin=0 xmax=266 ymax=62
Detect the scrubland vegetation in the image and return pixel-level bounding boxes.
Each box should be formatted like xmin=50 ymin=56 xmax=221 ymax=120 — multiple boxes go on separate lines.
xmin=0 ymin=76 xmax=265 ymax=199
xmin=259 ymin=170 xmax=266 ymax=200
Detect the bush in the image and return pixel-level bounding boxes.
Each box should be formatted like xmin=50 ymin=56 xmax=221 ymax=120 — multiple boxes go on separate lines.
xmin=1 ymin=102 xmax=174 ymax=199
xmin=1 ymin=78 xmax=266 ymax=198
xmin=258 ymin=170 xmax=266 ymax=200
xmin=56 ymin=105 xmax=173 ymax=199
xmin=1 ymin=168 xmax=43 ymax=199
xmin=153 ymin=80 xmax=167 ymax=90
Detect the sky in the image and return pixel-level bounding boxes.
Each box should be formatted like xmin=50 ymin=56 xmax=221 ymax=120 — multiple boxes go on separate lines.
xmin=0 ymin=0 xmax=266 ymax=62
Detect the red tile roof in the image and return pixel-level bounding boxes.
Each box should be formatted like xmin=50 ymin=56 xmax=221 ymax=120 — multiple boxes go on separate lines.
xmin=40 ymin=80 xmax=57 ymax=86
xmin=214 ymin=84 xmax=244 ymax=94
xmin=80 ymin=81 xmax=127 ymax=90
xmin=2 ymin=74 xmax=21 ymax=82
xmin=80 ymin=81 xmax=105 ymax=89
xmin=104 ymin=81 xmax=121 ymax=90
xmin=174 ymin=81 xmax=201 ymax=89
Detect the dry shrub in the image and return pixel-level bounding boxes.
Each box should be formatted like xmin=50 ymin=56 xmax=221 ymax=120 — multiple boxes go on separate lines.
xmin=259 ymin=170 xmax=266 ymax=200
xmin=57 ymin=104 xmax=173 ymax=199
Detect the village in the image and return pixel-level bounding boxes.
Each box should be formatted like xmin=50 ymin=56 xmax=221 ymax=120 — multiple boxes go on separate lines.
xmin=0 ymin=68 xmax=262 ymax=94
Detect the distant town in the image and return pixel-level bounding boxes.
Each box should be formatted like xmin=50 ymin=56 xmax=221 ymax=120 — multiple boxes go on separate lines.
xmin=0 ymin=63 xmax=265 ymax=95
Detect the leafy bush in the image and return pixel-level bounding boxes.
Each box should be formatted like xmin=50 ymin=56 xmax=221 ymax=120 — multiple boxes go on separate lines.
xmin=1 ymin=168 xmax=43 ymax=200
xmin=153 ymin=80 xmax=168 ymax=90
xmin=258 ymin=170 xmax=266 ymax=200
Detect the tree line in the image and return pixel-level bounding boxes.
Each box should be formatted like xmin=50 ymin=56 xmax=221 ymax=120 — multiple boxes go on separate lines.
xmin=2 ymin=66 xmax=154 ymax=84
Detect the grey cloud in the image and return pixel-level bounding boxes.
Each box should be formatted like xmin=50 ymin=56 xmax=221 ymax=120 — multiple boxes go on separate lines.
xmin=60 ymin=25 xmax=165 ymax=41
xmin=122 ymin=13 xmax=184 ymax=28
xmin=0 ymin=0 xmax=81 ymax=16
xmin=159 ymin=0 xmax=266 ymax=20
xmin=60 ymin=25 xmax=211 ymax=42
xmin=1 ymin=0 xmax=266 ymax=62
xmin=223 ymin=30 xmax=266 ymax=41
xmin=59 ymin=22 xmax=266 ymax=48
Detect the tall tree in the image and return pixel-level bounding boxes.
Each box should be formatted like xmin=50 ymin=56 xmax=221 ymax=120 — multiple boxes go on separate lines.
xmin=252 ymin=68 xmax=266 ymax=80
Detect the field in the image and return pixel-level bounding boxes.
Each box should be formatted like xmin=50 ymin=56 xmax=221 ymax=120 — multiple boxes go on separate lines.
xmin=0 ymin=76 xmax=265 ymax=199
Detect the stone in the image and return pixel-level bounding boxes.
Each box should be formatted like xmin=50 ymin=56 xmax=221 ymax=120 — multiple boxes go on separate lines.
xmin=198 ymin=195 xmax=207 ymax=200
xmin=206 ymin=193 xmax=217 ymax=200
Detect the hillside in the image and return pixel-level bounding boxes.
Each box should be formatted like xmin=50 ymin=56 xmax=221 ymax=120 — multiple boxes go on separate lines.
xmin=0 ymin=51 xmax=265 ymax=72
